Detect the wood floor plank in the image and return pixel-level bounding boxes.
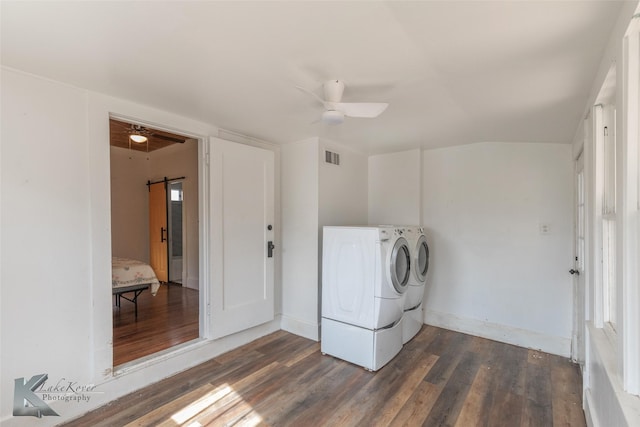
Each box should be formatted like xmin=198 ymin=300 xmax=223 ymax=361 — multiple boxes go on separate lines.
xmin=454 ymin=364 xmax=492 ymax=427
xmin=284 ymin=342 xmax=320 ymax=367
xmin=279 ymin=362 xmax=371 ymax=427
xmin=321 ymin=357 xmax=410 ymax=425
xmin=113 ymin=284 xmax=199 ymax=366
xmin=494 ymin=344 xmax=528 ymax=396
xmin=62 ymin=327 xmax=586 ymax=427
xmin=422 ymin=350 xmax=482 ymax=426
xmin=486 ymin=387 xmax=524 ymax=427
xmin=366 ymin=354 xmax=439 ymax=426
xmin=212 ymin=330 xmax=288 ymax=364
xmin=528 ymin=348 xmax=552 ymax=366
xmin=125 ymin=382 xmax=219 ymax=427
xmin=245 ymin=356 xmax=342 ymax=425
xmin=550 ymin=355 xmax=586 ymax=427
xmin=424 ymin=331 xmax=473 ymax=385
xmin=259 ymin=358 xmax=356 ymax=425
xmin=522 ymin=361 xmax=554 ymax=427
xmin=389 ymin=380 xmax=443 ymax=426
xmin=173 ymin=361 xmax=285 ymax=427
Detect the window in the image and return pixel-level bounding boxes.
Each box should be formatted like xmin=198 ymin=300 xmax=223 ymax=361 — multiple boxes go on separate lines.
xmin=592 ymin=60 xmax=617 ymax=339
xmin=602 ymin=106 xmax=617 ymax=334
xmin=623 ymin=13 xmax=640 ymax=395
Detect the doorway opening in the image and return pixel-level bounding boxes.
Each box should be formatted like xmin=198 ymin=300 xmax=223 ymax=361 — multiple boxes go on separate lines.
xmin=109 ymin=117 xmax=200 ymax=366
xmin=169 ymin=180 xmax=185 ymax=284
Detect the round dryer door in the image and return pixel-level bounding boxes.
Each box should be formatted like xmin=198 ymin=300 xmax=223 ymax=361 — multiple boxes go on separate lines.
xmin=414 ymin=235 xmax=430 ymax=282
xmin=390 ymin=237 xmax=411 ymax=293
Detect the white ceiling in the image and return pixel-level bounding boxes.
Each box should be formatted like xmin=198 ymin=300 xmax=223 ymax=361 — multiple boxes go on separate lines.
xmin=1 ymin=1 xmax=627 ymax=154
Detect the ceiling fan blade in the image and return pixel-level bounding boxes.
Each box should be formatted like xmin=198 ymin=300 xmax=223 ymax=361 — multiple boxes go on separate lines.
xmin=296 ymin=85 xmax=328 ymax=108
xmin=336 ymin=102 xmax=389 ymax=118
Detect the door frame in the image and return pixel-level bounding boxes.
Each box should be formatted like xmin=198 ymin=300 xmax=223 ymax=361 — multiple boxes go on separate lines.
xmin=90 ymin=98 xmax=282 ymax=405
xmin=107 ymin=112 xmax=209 ymax=351
xmin=167 ymin=179 xmax=187 ymax=285
xmin=572 ymin=149 xmax=586 ymax=364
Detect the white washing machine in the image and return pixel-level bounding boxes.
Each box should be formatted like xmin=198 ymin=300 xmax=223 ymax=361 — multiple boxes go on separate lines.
xmin=402 ymin=226 xmax=430 ymax=344
xmin=321 ymin=226 xmax=411 ymax=371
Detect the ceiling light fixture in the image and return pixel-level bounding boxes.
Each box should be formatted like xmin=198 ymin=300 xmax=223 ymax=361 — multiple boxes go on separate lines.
xmin=130 ymin=134 xmax=148 ymax=143
xmin=322 ymin=110 xmax=345 ymax=125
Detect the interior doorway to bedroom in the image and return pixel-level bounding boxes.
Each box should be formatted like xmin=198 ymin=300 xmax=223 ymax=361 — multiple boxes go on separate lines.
xmin=109 ymin=117 xmax=200 ymax=366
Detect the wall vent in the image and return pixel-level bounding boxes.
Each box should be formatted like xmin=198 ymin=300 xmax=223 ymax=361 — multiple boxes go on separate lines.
xmin=325 ymin=150 xmax=340 ymax=166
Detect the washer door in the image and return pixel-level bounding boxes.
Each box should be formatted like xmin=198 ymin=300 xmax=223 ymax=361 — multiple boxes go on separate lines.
xmin=414 ymin=235 xmax=430 ymax=283
xmin=390 ymin=237 xmax=411 ymax=293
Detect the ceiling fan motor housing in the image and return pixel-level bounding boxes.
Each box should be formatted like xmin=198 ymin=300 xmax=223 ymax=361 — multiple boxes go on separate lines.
xmin=322 ymin=110 xmax=345 ymax=125
xmin=324 ymin=80 xmax=345 ymax=103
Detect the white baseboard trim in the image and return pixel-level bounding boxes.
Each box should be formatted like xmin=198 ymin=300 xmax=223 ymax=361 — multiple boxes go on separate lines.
xmin=185 ymin=276 xmax=199 ymax=290
xmin=586 ymin=323 xmax=640 ymax=427
xmin=281 ymin=314 xmax=319 ymax=341
xmin=424 ymin=309 xmax=571 ymax=357
xmin=584 ymin=389 xmax=598 ymax=427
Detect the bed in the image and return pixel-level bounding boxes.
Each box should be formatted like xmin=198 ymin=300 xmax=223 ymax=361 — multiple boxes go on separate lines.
xmin=112 ymin=257 xmax=161 ymax=318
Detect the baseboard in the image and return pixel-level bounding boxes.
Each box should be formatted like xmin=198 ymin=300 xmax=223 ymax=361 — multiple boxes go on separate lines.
xmin=185 ymin=276 xmax=199 ymax=290
xmin=424 ymin=309 xmax=571 ymax=357
xmin=584 ymin=389 xmax=598 ymax=427
xmin=281 ymin=314 xmax=319 ymax=341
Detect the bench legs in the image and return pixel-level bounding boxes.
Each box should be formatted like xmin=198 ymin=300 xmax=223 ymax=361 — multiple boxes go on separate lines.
xmin=113 ymin=289 xmax=146 ymax=318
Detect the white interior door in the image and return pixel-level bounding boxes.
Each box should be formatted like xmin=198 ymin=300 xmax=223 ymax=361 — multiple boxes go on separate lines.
xmin=209 ymin=137 xmax=275 ymax=339
xmin=572 ymin=151 xmax=586 ymax=363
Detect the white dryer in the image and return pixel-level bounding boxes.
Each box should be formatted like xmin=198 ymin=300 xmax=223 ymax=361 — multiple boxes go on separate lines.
xmin=321 ymin=226 xmax=411 ymax=371
xmin=402 ymin=226 xmax=430 ymax=344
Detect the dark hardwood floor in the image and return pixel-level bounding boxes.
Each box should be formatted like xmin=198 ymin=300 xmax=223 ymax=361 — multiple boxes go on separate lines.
xmin=68 ymin=325 xmax=585 ymax=426
xmin=113 ymin=284 xmax=199 ymax=366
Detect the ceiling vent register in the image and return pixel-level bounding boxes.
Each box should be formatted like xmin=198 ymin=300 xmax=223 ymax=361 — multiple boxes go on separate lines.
xmin=325 ymin=150 xmax=340 ymax=166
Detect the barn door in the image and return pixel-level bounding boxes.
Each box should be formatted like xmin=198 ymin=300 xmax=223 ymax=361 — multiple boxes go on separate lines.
xmin=149 ymin=182 xmax=168 ymax=282
xmin=209 ymin=137 xmax=275 ymax=339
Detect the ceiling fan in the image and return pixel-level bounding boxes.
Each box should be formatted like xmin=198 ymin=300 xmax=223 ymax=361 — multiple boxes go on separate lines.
xmin=297 ymin=80 xmax=389 ymax=125
xmin=127 ymin=124 xmax=185 ymax=144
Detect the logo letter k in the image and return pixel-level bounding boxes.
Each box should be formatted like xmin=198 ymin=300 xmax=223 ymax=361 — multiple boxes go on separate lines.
xmin=13 ymin=374 xmax=59 ymax=417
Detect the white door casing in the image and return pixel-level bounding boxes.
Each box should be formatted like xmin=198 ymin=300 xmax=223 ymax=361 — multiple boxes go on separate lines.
xmin=209 ymin=137 xmax=275 ymax=339
xmin=572 ymin=151 xmax=586 ymax=364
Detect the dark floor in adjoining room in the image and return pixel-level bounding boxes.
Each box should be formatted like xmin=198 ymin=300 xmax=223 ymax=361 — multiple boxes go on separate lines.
xmin=113 ymin=284 xmax=199 ymax=366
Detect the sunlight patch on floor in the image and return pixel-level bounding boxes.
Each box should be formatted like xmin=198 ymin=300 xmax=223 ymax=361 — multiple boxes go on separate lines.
xmin=169 ymin=383 xmax=263 ymax=426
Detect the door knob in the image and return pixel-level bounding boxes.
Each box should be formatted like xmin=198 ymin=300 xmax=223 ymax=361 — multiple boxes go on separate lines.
xmin=569 ymin=269 xmax=580 ymax=275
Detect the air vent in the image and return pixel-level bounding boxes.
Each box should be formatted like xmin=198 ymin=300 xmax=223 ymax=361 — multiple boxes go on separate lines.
xmin=325 ymin=150 xmax=340 ymax=166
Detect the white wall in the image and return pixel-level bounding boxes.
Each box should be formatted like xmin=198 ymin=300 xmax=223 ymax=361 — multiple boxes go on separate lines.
xmin=1 ymin=68 xmax=282 ymax=426
xmin=280 ymin=138 xmax=320 ymax=339
xmin=318 ymin=140 xmax=368 ymax=228
xmin=1 ymin=69 xmax=94 ymax=421
xmin=110 ymin=147 xmax=150 ymax=261
xmin=422 ymin=142 xmax=574 ymax=356
xmin=368 ymin=148 xmax=421 ymax=226
xmin=280 ymin=138 xmax=368 ymax=341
